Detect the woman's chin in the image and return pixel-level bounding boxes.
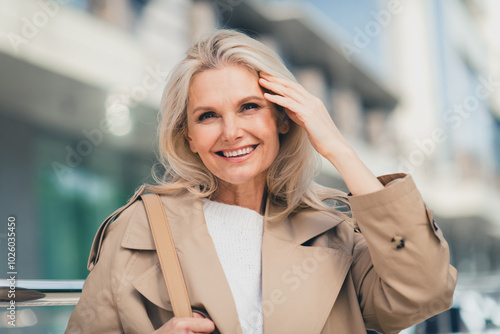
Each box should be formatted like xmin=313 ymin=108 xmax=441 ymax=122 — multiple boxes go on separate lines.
xmin=216 ymin=173 xmax=266 ymax=187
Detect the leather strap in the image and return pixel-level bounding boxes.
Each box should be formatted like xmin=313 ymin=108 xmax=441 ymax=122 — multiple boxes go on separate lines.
xmin=141 ymin=193 xmax=193 ymax=318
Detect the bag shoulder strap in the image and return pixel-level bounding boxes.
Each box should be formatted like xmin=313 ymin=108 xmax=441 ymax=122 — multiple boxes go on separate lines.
xmin=140 ymin=193 xmax=193 ymax=318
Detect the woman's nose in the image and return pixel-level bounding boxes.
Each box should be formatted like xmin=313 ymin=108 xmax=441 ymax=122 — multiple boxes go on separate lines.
xmin=221 ymin=116 xmax=243 ymax=142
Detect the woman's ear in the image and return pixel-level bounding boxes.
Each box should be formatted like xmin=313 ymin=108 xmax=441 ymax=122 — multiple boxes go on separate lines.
xmin=184 ymin=132 xmax=198 ymax=153
xmin=275 ymin=104 xmax=290 ymax=134
xmin=278 ymin=119 xmax=290 ymax=134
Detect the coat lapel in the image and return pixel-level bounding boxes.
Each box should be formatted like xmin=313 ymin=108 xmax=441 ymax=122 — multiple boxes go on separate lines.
xmin=122 ymin=190 xmax=242 ymax=333
xmin=261 ymin=199 xmax=353 ymax=333
xmin=121 ymin=190 xmax=353 ymax=334
xmin=161 ymin=193 xmax=243 ymax=333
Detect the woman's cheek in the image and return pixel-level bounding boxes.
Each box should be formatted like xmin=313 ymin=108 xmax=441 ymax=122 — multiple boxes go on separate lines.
xmin=195 ymin=123 xmax=218 ymax=140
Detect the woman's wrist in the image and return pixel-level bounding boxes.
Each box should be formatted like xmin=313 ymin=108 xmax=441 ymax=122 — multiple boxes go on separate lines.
xmin=323 ymin=142 xmax=357 ymax=169
xmin=325 ymin=145 xmax=384 ymax=196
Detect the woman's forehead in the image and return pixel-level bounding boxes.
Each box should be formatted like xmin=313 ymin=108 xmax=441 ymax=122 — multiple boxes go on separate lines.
xmin=188 ymin=65 xmax=263 ymax=106
xmin=191 ymin=64 xmax=258 ymax=87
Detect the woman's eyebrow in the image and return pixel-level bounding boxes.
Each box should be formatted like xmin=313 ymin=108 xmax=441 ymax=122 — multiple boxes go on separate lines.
xmin=191 ymin=105 xmax=212 ymax=115
xmin=191 ymin=95 xmax=265 ymax=114
xmin=238 ymin=95 xmax=265 ymax=104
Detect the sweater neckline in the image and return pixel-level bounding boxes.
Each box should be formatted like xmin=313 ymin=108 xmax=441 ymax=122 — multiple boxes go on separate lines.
xmin=202 ymin=198 xmax=264 ymax=218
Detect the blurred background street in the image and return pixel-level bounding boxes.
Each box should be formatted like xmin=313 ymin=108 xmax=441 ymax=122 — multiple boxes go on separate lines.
xmin=1 ymin=0 xmax=500 ymax=332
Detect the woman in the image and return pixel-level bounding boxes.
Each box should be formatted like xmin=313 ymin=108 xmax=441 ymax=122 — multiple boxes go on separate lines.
xmin=66 ymin=29 xmax=457 ymax=334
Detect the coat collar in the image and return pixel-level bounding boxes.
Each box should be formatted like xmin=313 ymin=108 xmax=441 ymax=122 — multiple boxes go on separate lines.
xmin=119 ymin=190 xmax=348 ymax=249
xmin=120 ymin=189 xmax=353 ymax=333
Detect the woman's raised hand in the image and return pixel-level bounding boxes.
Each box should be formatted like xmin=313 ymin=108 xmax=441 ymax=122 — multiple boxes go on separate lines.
xmin=153 ymin=312 xmax=215 ymax=334
xmin=259 ymin=72 xmax=384 ymax=195
xmin=259 ymin=72 xmax=351 ymax=162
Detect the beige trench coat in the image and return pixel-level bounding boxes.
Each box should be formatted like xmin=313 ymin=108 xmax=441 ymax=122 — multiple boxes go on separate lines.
xmin=66 ymin=173 xmax=457 ymax=334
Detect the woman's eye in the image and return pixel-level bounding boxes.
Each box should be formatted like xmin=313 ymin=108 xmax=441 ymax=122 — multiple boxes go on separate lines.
xmin=198 ymin=112 xmax=216 ymax=121
xmin=242 ymin=103 xmax=260 ymax=111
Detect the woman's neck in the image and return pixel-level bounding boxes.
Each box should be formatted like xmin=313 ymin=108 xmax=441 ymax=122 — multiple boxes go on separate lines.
xmin=212 ymin=179 xmax=267 ymax=215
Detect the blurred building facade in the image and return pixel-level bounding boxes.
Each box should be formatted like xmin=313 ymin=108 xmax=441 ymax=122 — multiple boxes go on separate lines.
xmin=1 ymin=0 xmax=500 ymax=332
xmin=0 ymin=0 xmax=190 ymax=279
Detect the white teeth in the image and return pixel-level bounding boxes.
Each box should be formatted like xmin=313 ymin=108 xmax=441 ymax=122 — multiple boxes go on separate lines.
xmin=222 ymin=146 xmax=255 ymax=158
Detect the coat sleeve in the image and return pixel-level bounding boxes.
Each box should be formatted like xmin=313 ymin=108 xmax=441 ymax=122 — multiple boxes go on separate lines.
xmin=348 ymin=173 xmax=458 ymax=334
xmin=65 ymin=202 xmax=154 ymax=334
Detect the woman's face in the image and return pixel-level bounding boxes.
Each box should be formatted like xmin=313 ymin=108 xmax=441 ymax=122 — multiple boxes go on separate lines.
xmin=186 ymin=64 xmax=289 ymax=187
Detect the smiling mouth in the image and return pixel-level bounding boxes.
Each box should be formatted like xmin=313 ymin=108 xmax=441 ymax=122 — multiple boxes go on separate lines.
xmin=216 ymin=145 xmax=258 ymax=158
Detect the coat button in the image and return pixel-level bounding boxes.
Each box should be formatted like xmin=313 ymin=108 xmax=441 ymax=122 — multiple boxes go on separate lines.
xmin=432 ymin=219 xmax=439 ymax=231
xmin=391 ymin=236 xmax=405 ymax=249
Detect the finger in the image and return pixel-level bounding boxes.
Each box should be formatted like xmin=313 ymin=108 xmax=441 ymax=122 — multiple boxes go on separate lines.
xmin=263 ymin=93 xmax=303 ymax=125
xmin=191 ymin=318 xmax=214 ymax=330
xmin=175 ymin=318 xmax=215 ymax=333
xmin=173 ymin=328 xmax=189 ymax=334
xmin=264 ymin=92 xmax=301 ymax=112
xmin=259 ymin=77 xmax=305 ymax=104
xmin=192 ymin=312 xmax=206 ymax=319
xmin=192 ymin=330 xmax=214 ymax=334
xmin=261 ymin=77 xmax=309 ymax=98
xmin=259 ymin=73 xmax=309 ymax=97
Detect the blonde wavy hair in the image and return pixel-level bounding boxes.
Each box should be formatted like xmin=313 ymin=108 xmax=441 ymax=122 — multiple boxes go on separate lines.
xmin=150 ymin=29 xmax=349 ymax=222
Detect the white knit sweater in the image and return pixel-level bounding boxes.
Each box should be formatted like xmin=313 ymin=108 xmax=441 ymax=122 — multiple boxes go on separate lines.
xmin=202 ymin=198 xmax=264 ymax=334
